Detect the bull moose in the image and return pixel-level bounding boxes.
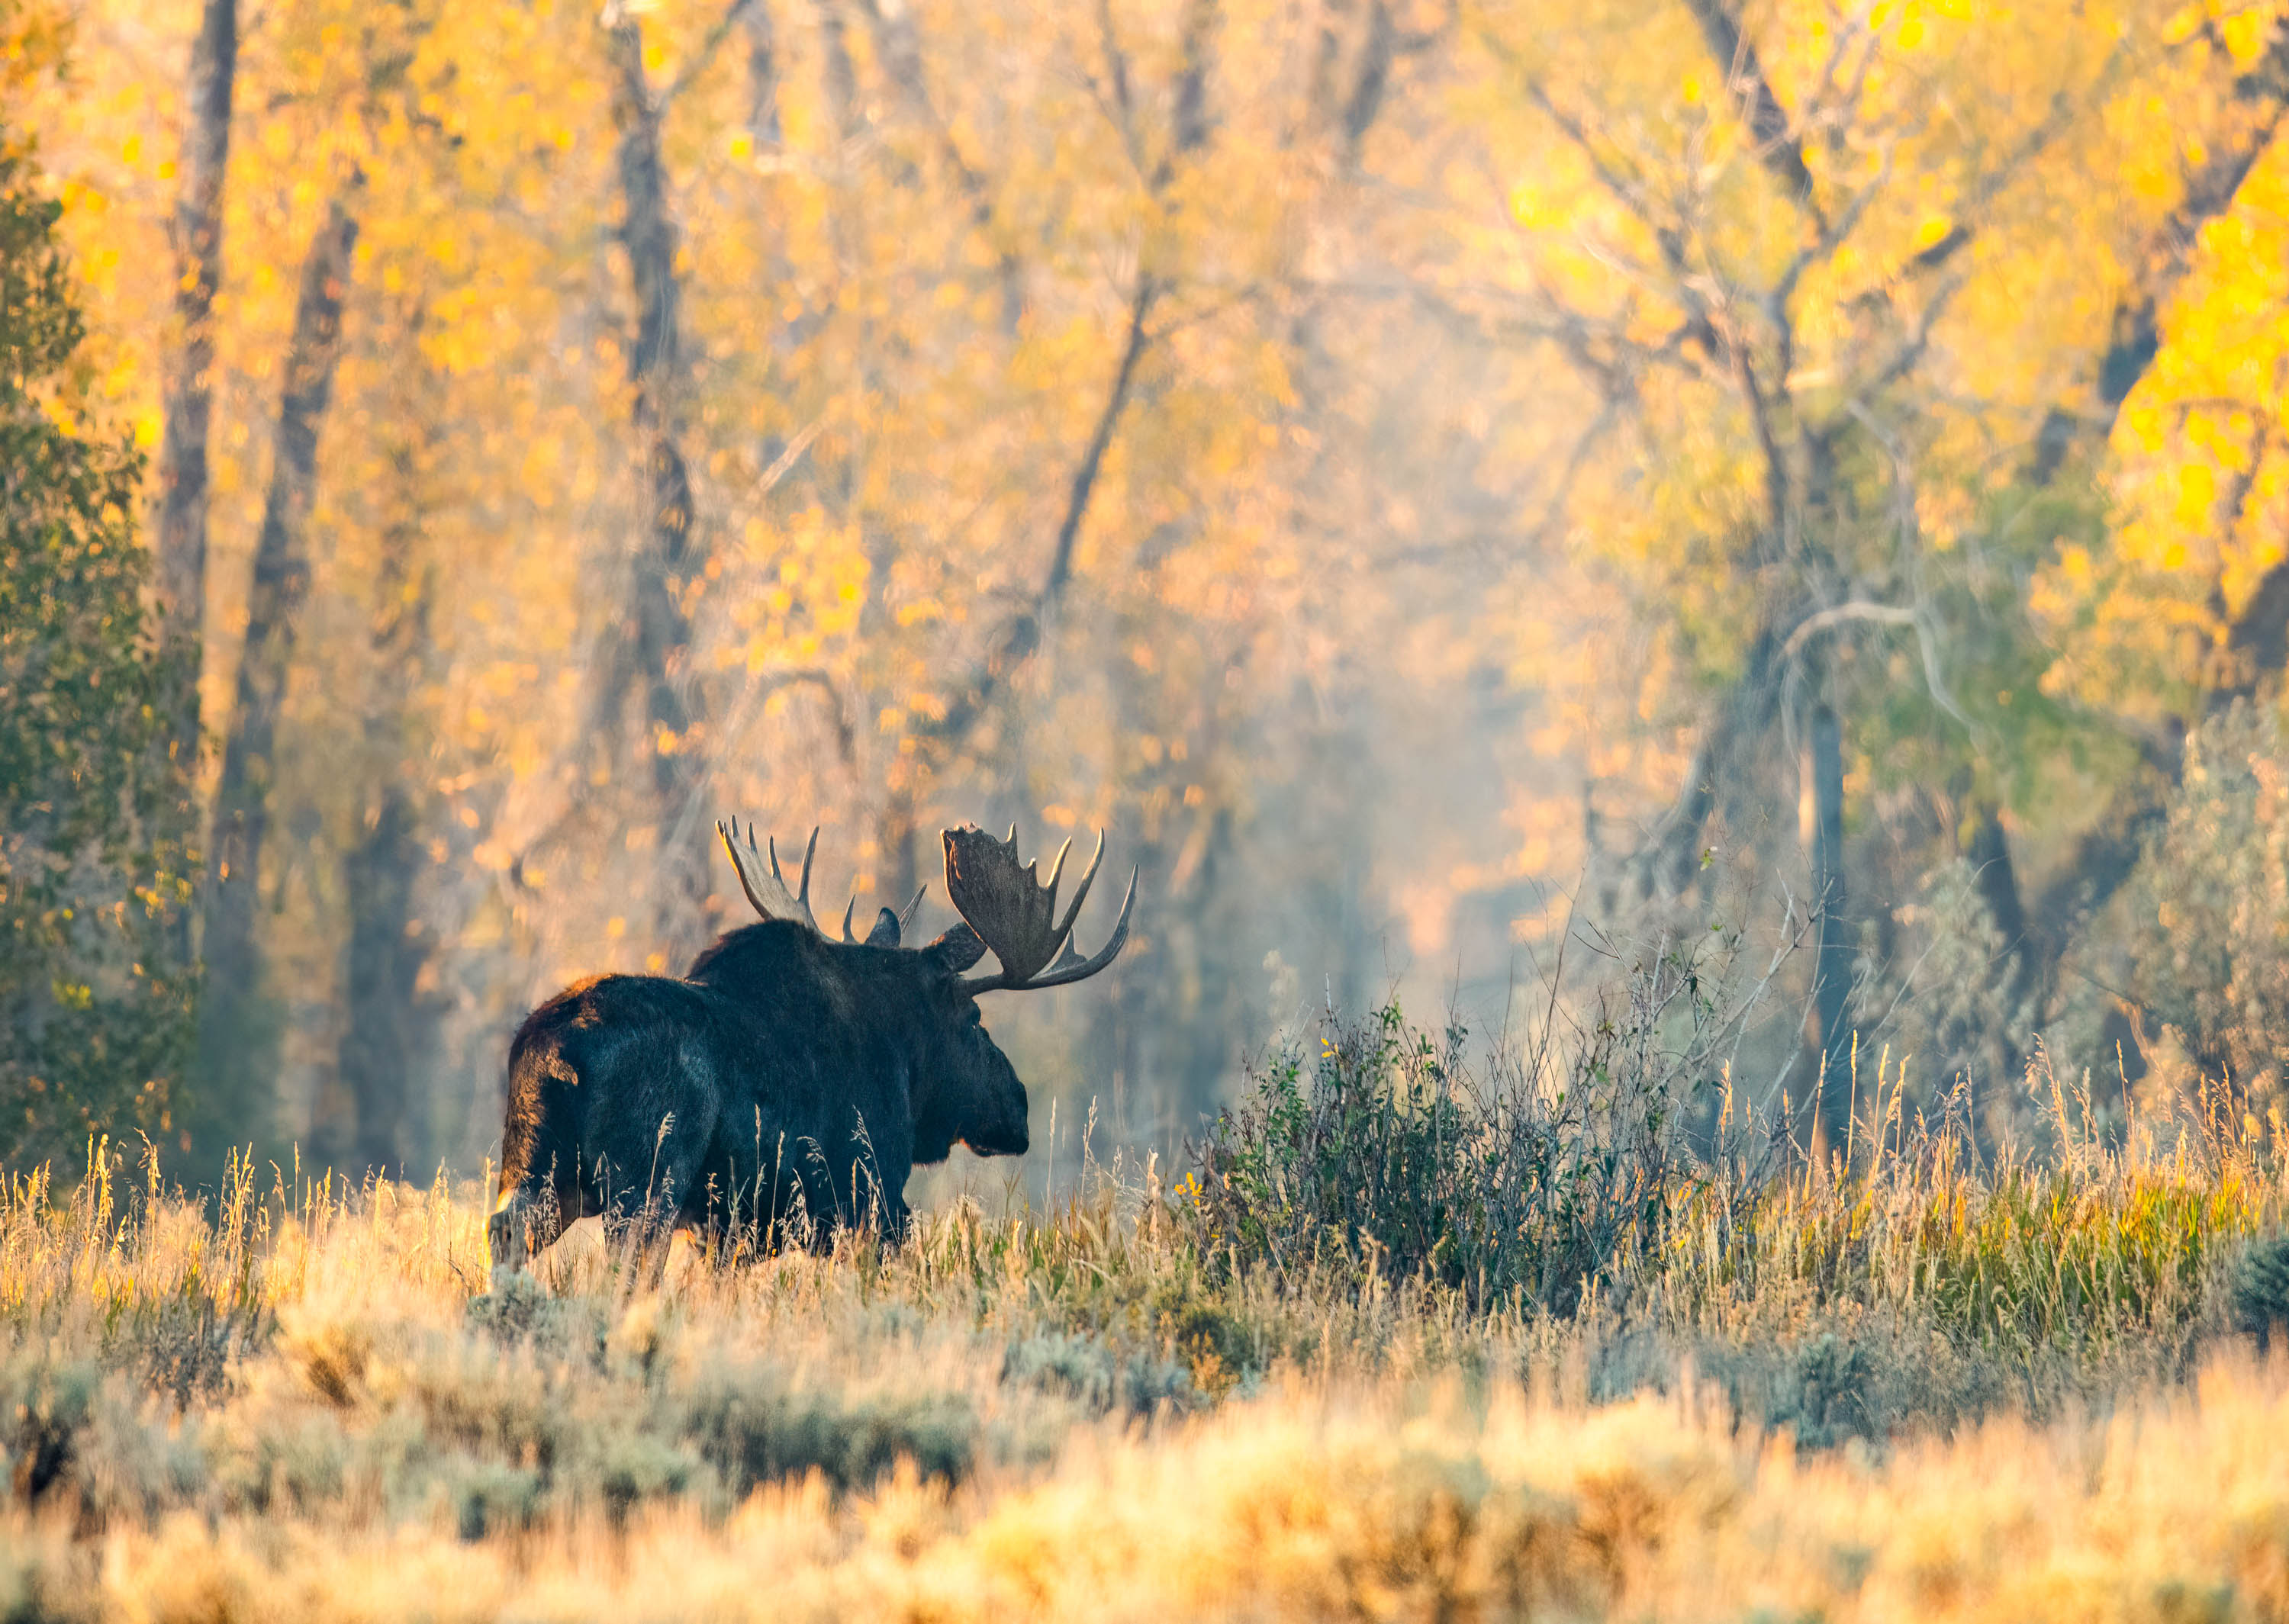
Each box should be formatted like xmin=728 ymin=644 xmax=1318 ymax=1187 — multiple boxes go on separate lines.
xmin=487 ymin=822 xmax=1133 ymax=1275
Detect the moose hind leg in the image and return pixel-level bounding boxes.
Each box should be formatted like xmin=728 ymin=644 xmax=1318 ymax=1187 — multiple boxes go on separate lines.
xmin=586 ymin=1040 xmax=723 ymax=1256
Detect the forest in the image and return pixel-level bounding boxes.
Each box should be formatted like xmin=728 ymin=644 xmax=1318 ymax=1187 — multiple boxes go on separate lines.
xmin=11 ymin=0 xmax=2289 ymax=1188
xmin=10 ymin=2 xmax=2289 ymax=1617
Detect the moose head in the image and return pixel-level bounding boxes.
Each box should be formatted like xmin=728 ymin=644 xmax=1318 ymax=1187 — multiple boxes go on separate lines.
xmin=712 ymin=818 xmax=1136 ymax=1163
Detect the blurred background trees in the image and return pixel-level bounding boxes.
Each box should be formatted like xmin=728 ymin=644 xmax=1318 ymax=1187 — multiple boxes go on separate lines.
xmin=7 ymin=0 xmax=2289 ymax=1182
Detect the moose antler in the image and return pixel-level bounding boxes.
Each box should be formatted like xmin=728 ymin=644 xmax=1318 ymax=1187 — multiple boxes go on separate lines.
xmin=942 ymin=824 xmax=1135 ymax=992
xmin=839 ymin=886 xmax=931 ymax=947
xmin=719 ymin=820 xmax=938 ymax=947
xmin=716 ymin=818 xmax=820 ymax=932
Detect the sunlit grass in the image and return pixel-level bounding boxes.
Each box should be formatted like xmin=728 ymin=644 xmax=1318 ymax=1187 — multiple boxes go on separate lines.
xmin=1656 ymin=1140 xmax=2281 ymax=1354
xmin=85 ymin=1352 xmax=2289 ymax=1623
xmin=0 ymin=1118 xmax=2278 ymax=1618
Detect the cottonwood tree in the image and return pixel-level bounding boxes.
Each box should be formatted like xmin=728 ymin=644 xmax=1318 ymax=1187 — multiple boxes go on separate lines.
xmin=33 ymin=0 xmax=2289 ymax=1177
xmin=1441 ymin=0 xmax=2286 ymax=1146
xmin=190 ymin=0 xmax=443 ymax=1164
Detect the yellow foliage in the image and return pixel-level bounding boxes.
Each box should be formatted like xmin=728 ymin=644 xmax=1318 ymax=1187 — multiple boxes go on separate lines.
xmin=12 ymin=0 xmax=2289 ymax=1058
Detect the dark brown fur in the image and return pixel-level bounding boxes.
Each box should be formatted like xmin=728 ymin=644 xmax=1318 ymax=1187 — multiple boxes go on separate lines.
xmin=489 ymin=918 xmax=1020 ymax=1269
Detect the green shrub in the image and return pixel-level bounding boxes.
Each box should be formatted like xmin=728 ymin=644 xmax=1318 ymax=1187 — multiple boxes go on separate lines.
xmin=0 ymin=1353 xmax=93 ymax=1504
xmin=464 ymin=1271 xmax=604 ymax=1357
xmin=1001 ymin=1329 xmax=1197 ymax=1417
xmin=0 ymin=134 xmax=195 ymax=1164
xmin=447 ymin=1458 xmax=543 ymax=1542
xmin=1858 ymin=855 xmax=2037 ymax=1136
xmin=1189 ymin=930 xmax=1759 ymax=1314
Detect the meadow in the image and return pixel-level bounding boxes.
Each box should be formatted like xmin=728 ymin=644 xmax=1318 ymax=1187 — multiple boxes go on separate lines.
xmin=1 ymin=1002 xmax=2286 ymax=1622
xmin=13 ymin=2 xmax=2289 ymax=1616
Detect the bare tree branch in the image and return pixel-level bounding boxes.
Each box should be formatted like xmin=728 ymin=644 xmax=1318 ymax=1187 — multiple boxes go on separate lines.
xmin=664 ymin=0 xmax=759 ymax=105
xmin=920 ymin=271 xmax=1158 ymax=743
xmin=916 ymin=0 xmax=1218 ymax=751
xmin=1676 ymin=0 xmax=1822 ymax=227
xmin=851 ymin=0 xmax=1023 ymax=328
xmin=1777 ymin=599 xmax=1918 ymax=660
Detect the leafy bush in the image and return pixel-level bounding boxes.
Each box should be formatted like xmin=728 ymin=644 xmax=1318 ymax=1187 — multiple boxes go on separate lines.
xmin=0 ymin=1353 xmax=93 ymax=1503
xmin=677 ymin=1362 xmax=976 ymax=1497
xmin=1001 ymin=1329 xmax=1196 ymax=1417
xmin=464 ymin=1269 xmax=602 ymax=1355
xmin=1188 ymin=932 xmax=1761 ymax=1313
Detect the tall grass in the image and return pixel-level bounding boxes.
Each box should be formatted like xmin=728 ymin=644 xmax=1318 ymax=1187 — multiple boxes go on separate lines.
xmin=0 ymin=980 xmax=2280 ymax=1616
xmin=0 ymin=1146 xmax=2275 ymax=1619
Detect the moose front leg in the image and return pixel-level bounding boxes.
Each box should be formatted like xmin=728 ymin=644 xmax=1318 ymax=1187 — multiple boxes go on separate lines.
xmin=488 ymin=1179 xmax=568 ymax=1284
xmin=834 ymin=1139 xmax=912 ymax=1245
xmin=876 ymin=1147 xmax=914 ymax=1244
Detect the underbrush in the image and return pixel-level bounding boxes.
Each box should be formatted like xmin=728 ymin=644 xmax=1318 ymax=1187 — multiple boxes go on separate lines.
xmin=1191 ymin=982 xmax=2286 ymax=1437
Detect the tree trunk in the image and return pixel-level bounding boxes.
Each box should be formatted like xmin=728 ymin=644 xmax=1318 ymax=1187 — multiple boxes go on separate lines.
xmin=1640 ymin=621 xmax=1784 ymax=896
xmin=194 ymin=192 xmax=360 ymax=1139
xmin=816 ymin=0 xmax=862 ymax=144
xmin=155 ymin=0 xmax=236 ymax=751
xmin=336 ymin=786 xmax=433 ymax=1175
xmin=1676 ymin=0 xmax=1816 ymax=204
xmin=334 ymin=376 xmax=443 ymax=1180
xmin=1805 ymin=701 xmax=1852 ymax=1159
xmin=1959 ymin=790 xmax=2033 ymax=1092
xmin=879 ymin=789 xmax=919 ymax=921
xmin=1173 ymin=804 xmax=1243 ymax=1127
xmin=606 ymin=19 xmax=710 ymax=947
xmin=1960 ymin=796 xmax=2029 ymax=963
xmin=742 ymin=0 xmax=780 ymax=144
xmin=1304 ymin=0 xmax=1395 ymax=161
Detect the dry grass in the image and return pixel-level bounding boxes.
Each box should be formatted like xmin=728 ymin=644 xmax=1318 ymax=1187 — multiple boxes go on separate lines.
xmin=0 ymin=1124 xmax=2278 ymax=1619
xmin=14 ymin=1338 xmax=2289 ymax=1621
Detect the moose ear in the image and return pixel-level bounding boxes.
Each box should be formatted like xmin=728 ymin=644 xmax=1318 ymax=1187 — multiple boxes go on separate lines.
xmin=922 ymin=921 xmax=989 ymax=974
xmin=864 ymin=906 xmax=903 ymax=947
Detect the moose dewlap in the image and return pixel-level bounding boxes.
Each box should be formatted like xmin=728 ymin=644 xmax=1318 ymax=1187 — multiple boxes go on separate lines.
xmin=488 ymin=822 xmax=1135 ymax=1274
